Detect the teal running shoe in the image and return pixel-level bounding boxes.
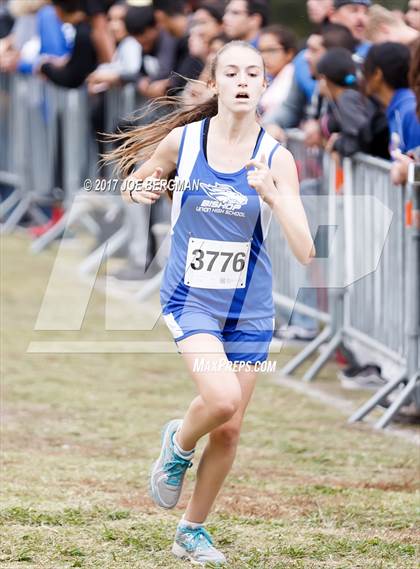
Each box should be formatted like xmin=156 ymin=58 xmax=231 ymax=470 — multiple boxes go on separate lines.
xmin=149 ymin=419 xmax=193 ymax=509
xmin=172 ymin=522 xmax=227 ymax=565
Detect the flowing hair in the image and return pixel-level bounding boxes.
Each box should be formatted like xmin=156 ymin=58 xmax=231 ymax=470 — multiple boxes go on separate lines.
xmin=104 ymin=40 xmax=265 ymax=181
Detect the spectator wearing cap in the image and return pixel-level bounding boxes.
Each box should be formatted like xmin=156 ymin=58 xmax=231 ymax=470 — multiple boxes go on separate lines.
xmin=302 ymin=24 xmax=357 ymax=147
xmin=406 ymin=0 xmax=420 ymax=31
xmin=290 ymin=0 xmax=370 ymax=119
xmin=317 ymin=47 xmax=375 ymax=156
xmin=364 ymin=42 xmax=420 ymax=156
xmin=329 ymin=0 xmax=372 ymax=58
xmin=367 ymin=4 xmax=419 ymax=46
xmin=223 ymin=0 xmax=269 ymax=48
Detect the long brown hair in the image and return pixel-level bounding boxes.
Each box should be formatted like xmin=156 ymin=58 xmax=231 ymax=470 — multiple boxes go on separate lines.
xmin=104 ymin=40 xmax=265 ymax=178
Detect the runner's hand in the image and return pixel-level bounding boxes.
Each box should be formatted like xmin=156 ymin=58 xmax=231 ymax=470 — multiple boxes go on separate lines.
xmin=121 ymin=167 xmax=164 ymax=205
xmin=245 ymin=154 xmax=278 ymax=207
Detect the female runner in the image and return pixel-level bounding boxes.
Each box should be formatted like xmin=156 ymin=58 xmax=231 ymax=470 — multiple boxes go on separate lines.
xmin=111 ymin=40 xmax=315 ymax=566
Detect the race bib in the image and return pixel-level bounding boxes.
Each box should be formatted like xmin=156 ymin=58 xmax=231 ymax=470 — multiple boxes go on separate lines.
xmin=184 ymin=237 xmax=251 ymax=289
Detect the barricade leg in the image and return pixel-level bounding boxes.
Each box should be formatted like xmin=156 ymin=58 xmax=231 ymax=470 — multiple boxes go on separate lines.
xmin=348 ymin=370 xmax=408 ymax=423
xmin=1 ymin=195 xmax=31 ymax=233
xmin=302 ymin=330 xmax=342 ymax=382
xmin=374 ymin=372 xmax=419 ymax=429
xmin=280 ymin=325 xmax=332 ymax=376
xmin=0 ymin=184 xmax=21 ymax=220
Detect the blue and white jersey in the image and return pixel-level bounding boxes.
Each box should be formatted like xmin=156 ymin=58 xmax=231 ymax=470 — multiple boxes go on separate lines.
xmin=160 ymin=118 xmax=281 ymax=322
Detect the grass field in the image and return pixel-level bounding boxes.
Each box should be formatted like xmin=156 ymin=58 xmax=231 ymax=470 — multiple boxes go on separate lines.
xmin=1 ymin=234 xmax=419 ymax=568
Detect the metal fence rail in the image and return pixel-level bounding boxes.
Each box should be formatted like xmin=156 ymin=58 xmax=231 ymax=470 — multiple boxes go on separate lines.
xmin=342 ymin=154 xmax=407 ymax=366
xmin=1 ymin=74 xmax=418 ymax=428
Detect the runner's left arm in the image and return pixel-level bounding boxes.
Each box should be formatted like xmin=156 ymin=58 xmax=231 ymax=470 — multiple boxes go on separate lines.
xmin=246 ymin=147 xmax=316 ymax=265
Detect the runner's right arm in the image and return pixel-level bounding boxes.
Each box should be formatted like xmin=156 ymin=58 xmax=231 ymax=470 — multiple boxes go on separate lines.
xmin=121 ymin=127 xmax=183 ymax=205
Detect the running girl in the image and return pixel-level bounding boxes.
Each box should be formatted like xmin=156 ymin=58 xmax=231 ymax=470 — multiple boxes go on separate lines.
xmin=110 ymin=40 xmax=315 ymax=566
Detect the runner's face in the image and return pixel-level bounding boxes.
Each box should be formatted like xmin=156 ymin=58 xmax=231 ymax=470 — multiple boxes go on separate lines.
xmin=213 ymin=46 xmax=266 ymax=113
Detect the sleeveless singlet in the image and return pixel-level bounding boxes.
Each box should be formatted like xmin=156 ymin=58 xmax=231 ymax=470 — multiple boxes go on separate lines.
xmin=160 ymin=117 xmax=281 ymax=321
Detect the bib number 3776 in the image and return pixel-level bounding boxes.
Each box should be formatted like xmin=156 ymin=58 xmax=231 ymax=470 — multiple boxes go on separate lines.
xmin=184 ymin=237 xmax=251 ymax=289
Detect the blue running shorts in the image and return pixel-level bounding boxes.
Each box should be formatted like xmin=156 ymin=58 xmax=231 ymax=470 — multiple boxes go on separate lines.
xmin=162 ymin=307 xmax=275 ymax=364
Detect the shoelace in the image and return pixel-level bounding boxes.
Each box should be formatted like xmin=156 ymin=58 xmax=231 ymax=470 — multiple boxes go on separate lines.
xmin=181 ymin=526 xmax=214 ymax=551
xmin=164 ymin=455 xmax=193 ymax=486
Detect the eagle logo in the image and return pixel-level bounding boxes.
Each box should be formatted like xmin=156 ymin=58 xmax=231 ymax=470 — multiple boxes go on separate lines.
xmin=200 ymin=182 xmax=248 ymax=207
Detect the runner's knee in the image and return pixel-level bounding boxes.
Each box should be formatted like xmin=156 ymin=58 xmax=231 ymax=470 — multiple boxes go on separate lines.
xmin=210 ymin=422 xmax=241 ymax=448
xmin=208 ymin=396 xmax=241 ymax=423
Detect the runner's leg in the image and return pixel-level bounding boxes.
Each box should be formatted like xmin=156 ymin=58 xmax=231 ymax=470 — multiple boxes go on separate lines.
xmin=174 ymin=333 xmax=243 ymax=452
xmin=183 ymin=365 xmax=257 ymax=523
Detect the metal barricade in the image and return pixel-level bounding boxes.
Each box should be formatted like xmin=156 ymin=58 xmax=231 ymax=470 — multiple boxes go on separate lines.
xmin=342 ymin=155 xmax=407 ymax=369
xmin=76 ymin=84 xmax=141 ymax=274
xmin=2 ymin=74 xmax=418 ymax=427
xmin=266 ymin=130 xmax=330 ymax=331
xmin=271 ymin=137 xmax=419 ymax=427
xmin=1 ymin=74 xmax=53 ymax=230
xmin=348 ymin=160 xmax=420 ymax=428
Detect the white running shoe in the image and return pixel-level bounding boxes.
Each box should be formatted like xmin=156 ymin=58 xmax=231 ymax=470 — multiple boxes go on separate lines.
xmin=149 ymin=419 xmax=193 ymax=509
xmin=172 ymin=522 xmax=227 ymax=566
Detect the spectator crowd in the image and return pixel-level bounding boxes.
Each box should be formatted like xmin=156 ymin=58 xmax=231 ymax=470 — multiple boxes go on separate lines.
xmin=0 ymin=0 xmax=419 ymax=393
xmin=1 ymin=0 xmax=419 ymax=162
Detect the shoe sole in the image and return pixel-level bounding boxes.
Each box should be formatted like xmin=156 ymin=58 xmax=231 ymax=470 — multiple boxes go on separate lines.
xmin=172 ymin=542 xmax=226 ymax=566
xmin=149 ymin=419 xmax=182 ymax=509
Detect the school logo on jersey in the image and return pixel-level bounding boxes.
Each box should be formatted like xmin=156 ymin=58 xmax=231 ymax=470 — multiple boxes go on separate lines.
xmin=196 ymin=182 xmax=247 ymax=217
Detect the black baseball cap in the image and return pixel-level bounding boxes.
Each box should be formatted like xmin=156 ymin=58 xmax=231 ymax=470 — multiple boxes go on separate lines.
xmin=317 ymin=47 xmax=358 ymax=87
xmin=334 ymin=0 xmax=371 ymax=8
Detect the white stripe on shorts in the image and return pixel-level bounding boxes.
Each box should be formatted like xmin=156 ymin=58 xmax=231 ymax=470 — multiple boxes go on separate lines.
xmin=163 ymin=312 xmax=184 ymax=339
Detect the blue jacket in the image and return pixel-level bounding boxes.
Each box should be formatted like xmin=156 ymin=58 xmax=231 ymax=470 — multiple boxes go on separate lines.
xmin=293 ymin=49 xmax=316 ymax=103
xmin=355 ymin=42 xmax=371 ymax=59
xmin=386 ymin=88 xmax=420 ymax=155
xmin=18 ymin=6 xmax=71 ymax=74
xmin=291 ymin=41 xmax=370 ymax=105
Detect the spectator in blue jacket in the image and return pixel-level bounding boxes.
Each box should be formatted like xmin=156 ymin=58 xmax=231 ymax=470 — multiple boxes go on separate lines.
xmin=20 ymin=4 xmax=71 ymax=74
xmin=363 ymin=42 xmax=420 ymax=156
xmin=40 ymin=0 xmax=98 ymax=89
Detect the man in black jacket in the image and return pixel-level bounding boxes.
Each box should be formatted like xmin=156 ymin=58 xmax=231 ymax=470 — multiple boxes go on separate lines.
xmin=40 ymin=0 xmax=98 ymax=88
